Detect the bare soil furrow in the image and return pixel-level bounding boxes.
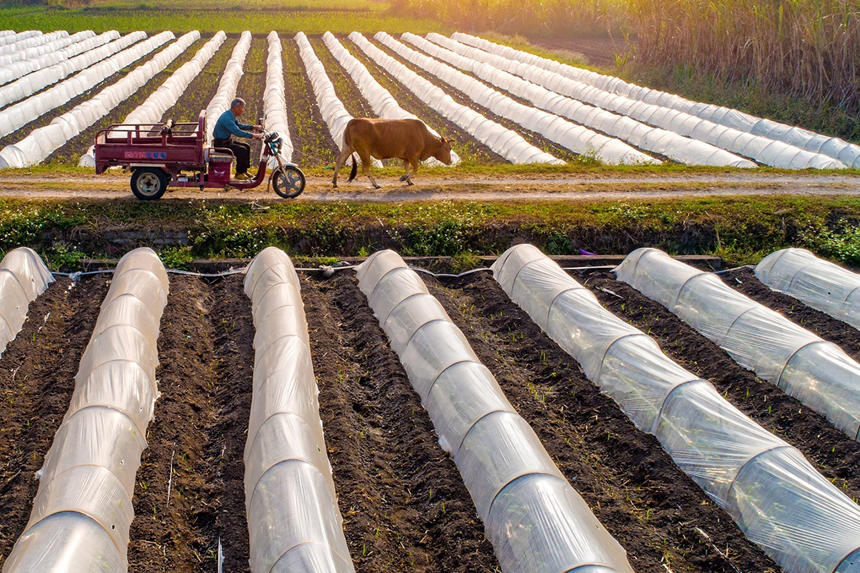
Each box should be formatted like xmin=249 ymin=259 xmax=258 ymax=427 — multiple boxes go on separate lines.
xmin=301 ymin=273 xmax=500 ymax=573
xmin=0 ymin=277 xmax=108 ymax=565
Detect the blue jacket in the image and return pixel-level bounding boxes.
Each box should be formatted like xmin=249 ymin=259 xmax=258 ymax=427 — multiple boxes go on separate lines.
xmin=213 ymin=109 xmax=253 ymax=140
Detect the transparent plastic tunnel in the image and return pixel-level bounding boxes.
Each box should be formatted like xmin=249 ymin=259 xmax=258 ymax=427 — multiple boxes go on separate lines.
xmin=615 ymin=247 xmax=860 ymax=441
xmin=492 ymin=244 xmax=860 ymax=573
xmin=243 ymin=247 xmax=354 ymax=573
xmin=0 ymin=247 xmax=54 ymax=356
xmin=755 ymin=248 xmax=859 ymax=330
xmin=204 ymin=31 xmax=251 ymax=145
xmin=356 ymin=249 xmax=634 ymax=573
xmin=3 ymin=247 xmax=168 ymax=572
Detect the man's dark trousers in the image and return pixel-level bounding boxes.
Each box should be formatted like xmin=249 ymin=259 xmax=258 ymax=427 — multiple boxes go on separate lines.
xmin=213 ymin=137 xmax=251 ymax=175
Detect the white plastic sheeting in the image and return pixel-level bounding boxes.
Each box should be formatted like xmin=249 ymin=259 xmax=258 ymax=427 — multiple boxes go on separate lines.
xmin=243 ymin=247 xmax=354 ymax=573
xmin=0 ymin=31 xmax=41 ymax=47
xmin=378 ymin=33 xmax=653 ymax=166
xmin=0 ymin=31 xmax=192 ymax=170
xmin=261 ymin=31 xmax=293 ymax=164
xmin=452 ymin=33 xmax=856 ymax=169
xmin=357 ymin=249 xmax=634 ymax=573
xmin=204 ymin=31 xmax=251 ymax=146
xmin=423 ymin=34 xmax=752 ymax=168
xmin=295 ymin=32 xmax=382 ymax=167
xmin=0 ymin=247 xmax=54 ymax=356
xmin=0 ymin=31 xmax=154 ymax=137
xmin=615 ymin=248 xmax=860 ymax=441
xmin=492 ymin=244 xmax=860 ymax=573
xmin=0 ymin=31 xmax=94 ymax=66
xmin=0 ymin=32 xmax=146 ymax=116
xmin=755 ymin=248 xmax=860 ymax=330
xmin=349 ymin=32 xmax=559 ymax=165
xmin=80 ymin=31 xmax=224 ymax=167
xmin=3 ymin=248 xmax=167 ymax=573
xmin=0 ymin=31 xmax=119 ymax=88
xmin=0 ymin=31 xmax=67 ymax=56
xmin=323 ymin=32 xmax=460 ymax=167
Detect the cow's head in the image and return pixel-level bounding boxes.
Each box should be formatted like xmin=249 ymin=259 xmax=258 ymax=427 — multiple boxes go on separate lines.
xmin=434 ymin=136 xmax=453 ymax=165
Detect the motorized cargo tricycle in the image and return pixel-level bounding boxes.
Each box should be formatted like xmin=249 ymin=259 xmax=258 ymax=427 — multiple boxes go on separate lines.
xmin=93 ymin=110 xmax=305 ymax=200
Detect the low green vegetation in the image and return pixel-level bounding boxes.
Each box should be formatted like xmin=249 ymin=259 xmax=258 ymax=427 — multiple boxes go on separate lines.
xmin=0 ymin=196 xmax=855 ymax=269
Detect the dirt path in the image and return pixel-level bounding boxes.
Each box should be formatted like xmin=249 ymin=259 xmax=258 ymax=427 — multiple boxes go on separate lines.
xmin=583 ymin=271 xmax=860 ymax=499
xmin=425 ymin=273 xmax=777 ymax=572
xmin=129 ymin=275 xmax=253 ymax=573
xmin=0 ymin=173 xmax=856 ymax=201
xmin=300 ymin=274 xmax=500 ymax=573
xmin=0 ymin=277 xmax=108 ymax=566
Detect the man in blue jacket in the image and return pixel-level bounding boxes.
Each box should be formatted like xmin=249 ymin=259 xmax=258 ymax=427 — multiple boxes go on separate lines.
xmin=212 ymin=98 xmax=263 ymax=179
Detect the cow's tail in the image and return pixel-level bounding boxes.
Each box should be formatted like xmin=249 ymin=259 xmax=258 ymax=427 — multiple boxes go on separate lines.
xmin=347 ymin=154 xmax=358 ymax=182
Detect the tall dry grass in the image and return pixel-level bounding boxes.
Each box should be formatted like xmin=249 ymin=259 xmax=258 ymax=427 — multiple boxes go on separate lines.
xmin=629 ymin=0 xmax=858 ymax=113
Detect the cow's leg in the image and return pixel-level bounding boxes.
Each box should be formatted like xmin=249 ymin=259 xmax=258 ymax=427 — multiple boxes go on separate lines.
xmin=404 ymin=157 xmax=419 ymax=186
xmin=399 ymin=159 xmax=411 ymax=182
xmin=332 ymin=144 xmax=352 ymax=188
xmin=358 ymin=150 xmax=380 ymax=189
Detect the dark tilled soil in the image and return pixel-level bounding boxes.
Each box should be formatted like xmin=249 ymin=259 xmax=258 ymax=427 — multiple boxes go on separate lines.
xmin=46 ymin=37 xmax=206 ymax=164
xmin=428 ymin=272 xmax=778 ymax=573
xmin=300 ymin=274 xmax=500 ymax=573
xmin=370 ymin=37 xmax=581 ymax=163
xmin=129 ymin=275 xmax=253 ymax=573
xmin=341 ymin=35 xmax=503 ymax=164
xmin=284 ymin=40 xmax=339 ymax=167
xmin=0 ymin=277 xmax=109 ymax=566
xmin=161 ymin=36 xmax=239 ymax=124
xmin=309 ymin=36 xmax=375 ymax=120
xmin=583 ymin=271 xmax=860 ymax=499
xmin=723 ymin=268 xmax=859 ymax=358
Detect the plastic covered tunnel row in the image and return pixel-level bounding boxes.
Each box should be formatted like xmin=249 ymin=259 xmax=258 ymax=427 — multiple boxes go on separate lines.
xmin=3 ymin=248 xmax=168 ymax=573
xmin=615 ymin=248 xmax=860 ymax=441
xmin=0 ymin=30 xmax=67 ymax=56
xmin=755 ymin=248 xmax=860 ymax=330
xmin=79 ymin=31 xmax=224 ymax=167
xmin=348 ymin=32 xmax=560 ymax=165
xmin=205 ymin=30 xmax=251 ymax=145
xmin=295 ymin=32 xmax=384 ymax=168
xmin=322 ymin=32 xmax=460 ymax=166
xmin=442 ymin=34 xmax=840 ymax=169
xmin=0 ymin=31 xmax=191 ymax=170
xmin=0 ymin=30 xmax=94 ymax=67
xmin=0 ymin=31 xmax=143 ymax=123
xmin=422 ymin=33 xmax=756 ymax=168
xmin=492 ymin=244 xmax=860 ymax=573
xmin=378 ymin=32 xmax=654 ymax=166
xmin=0 ymin=31 xmax=117 ymax=88
xmin=0 ymin=248 xmax=54 ymax=357
xmin=0 ymin=31 xmax=41 ymax=46
xmin=262 ymin=31 xmax=294 ymax=165
xmin=357 ymin=249 xmax=634 ymax=573
xmin=451 ymin=32 xmax=859 ymax=169
xmin=243 ymin=248 xmax=354 ymax=572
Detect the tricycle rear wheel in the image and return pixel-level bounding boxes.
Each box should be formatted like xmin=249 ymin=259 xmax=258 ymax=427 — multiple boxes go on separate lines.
xmin=271 ymin=166 xmax=305 ymax=199
xmin=131 ymin=167 xmax=169 ymax=200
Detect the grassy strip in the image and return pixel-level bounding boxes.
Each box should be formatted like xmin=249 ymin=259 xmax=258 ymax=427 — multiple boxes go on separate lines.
xmin=0 ymin=195 xmax=855 ymax=268
xmin=0 ymin=6 xmax=445 ymax=35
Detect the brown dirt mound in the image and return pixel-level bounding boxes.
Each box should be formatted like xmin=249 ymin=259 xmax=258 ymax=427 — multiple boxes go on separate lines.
xmin=583 ymin=271 xmax=860 ymax=499
xmin=428 ymin=272 xmax=777 ymax=572
xmin=129 ymin=274 xmax=253 ymax=573
xmin=300 ymin=273 xmax=500 ymax=572
xmin=0 ymin=277 xmax=109 ymax=566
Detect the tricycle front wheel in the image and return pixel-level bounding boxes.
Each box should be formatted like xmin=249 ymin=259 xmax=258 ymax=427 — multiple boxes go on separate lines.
xmin=271 ymin=166 xmax=305 ymax=199
xmin=131 ymin=167 xmax=168 ymax=200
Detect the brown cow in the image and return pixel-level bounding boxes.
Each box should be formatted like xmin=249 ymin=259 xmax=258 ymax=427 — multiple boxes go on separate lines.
xmin=332 ymin=118 xmax=453 ymax=189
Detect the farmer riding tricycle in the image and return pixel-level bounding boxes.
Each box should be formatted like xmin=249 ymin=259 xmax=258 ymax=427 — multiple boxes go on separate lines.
xmin=92 ymin=99 xmax=305 ymax=200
